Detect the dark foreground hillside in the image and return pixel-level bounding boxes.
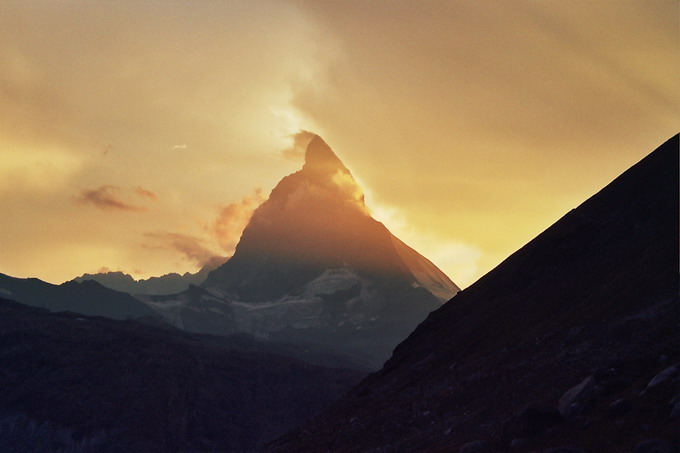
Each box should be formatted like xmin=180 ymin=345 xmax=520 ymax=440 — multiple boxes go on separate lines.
xmin=0 ymin=298 xmax=364 ymax=453
xmin=270 ymin=136 xmax=679 ymax=453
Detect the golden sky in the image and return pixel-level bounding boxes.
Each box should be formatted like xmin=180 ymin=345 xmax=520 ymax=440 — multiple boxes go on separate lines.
xmin=0 ymin=1 xmax=677 ymax=288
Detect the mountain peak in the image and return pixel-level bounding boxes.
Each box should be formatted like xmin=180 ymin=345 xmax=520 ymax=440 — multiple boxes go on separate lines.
xmin=303 ymin=135 xmax=350 ymax=175
xmin=201 ymin=135 xmax=459 ymax=365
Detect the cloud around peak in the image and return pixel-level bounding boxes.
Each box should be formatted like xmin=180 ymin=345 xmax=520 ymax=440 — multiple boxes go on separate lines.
xmin=281 ymin=130 xmax=317 ymax=161
xmin=213 ymin=189 xmax=266 ymax=254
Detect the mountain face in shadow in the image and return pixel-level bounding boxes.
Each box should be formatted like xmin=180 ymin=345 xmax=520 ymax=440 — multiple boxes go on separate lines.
xmin=0 ymin=273 xmax=155 ymax=320
xmin=155 ymin=135 xmax=460 ymax=367
xmin=0 ymin=297 xmax=364 ymax=452
xmin=270 ymin=136 xmax=679 ymax=453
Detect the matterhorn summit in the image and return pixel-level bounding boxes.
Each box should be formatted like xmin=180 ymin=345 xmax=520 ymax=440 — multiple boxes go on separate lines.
xmin=153 ymin=135 xmax=459 ymax=367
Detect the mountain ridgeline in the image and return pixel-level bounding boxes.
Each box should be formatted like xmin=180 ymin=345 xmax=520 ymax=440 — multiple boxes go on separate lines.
xmin=73 ymin=256 xmax=227 ymax=295
xmin=0 ymin=273 xmax=155 ymax=320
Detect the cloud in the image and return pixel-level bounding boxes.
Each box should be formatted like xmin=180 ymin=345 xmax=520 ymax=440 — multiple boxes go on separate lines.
xmin=281 ymin=164 xmax=369 ymax=216
xmin=281 ymin=130 xmax=317 ymax=161
xmin=143 ymin=232 xmax=216 ymax=267
xmin=134 ymin=186 xmax=158 ymax=201
xmin=213 ymin=189 xmax=266 ymax=253
xmin=331 ymin=169 xmax=367 ymax=213
xmin=74 ymin=185 xmax=157 ymax=211
xmin=203 ymin=255 xmax=230 ymax=270
xmin=75 ymin=185 xmax=145 ymax=211
xmin=134 ymin=188 xmax=265 ymax=273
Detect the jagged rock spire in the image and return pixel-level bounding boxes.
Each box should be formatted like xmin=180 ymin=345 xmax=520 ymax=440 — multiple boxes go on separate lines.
xmin=303 ymin=135 xmax=351 ymax=176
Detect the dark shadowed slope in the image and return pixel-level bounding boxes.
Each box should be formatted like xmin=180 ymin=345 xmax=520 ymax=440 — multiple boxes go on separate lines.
xmin=0 ymin=297 xmax=364 ymax=453
xmin=270 ymin=135 xmax=679 ymax=453
xmin=0 ymin=273 xmax=155 ymax=319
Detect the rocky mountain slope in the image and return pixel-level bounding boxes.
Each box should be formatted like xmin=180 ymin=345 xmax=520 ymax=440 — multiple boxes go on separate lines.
xmin=270 ymin=136 xmax=679 ymax=452
xmin=0 ymin=297 xmax=364 ymax=452
xmin=151 ymin=135 xmax=459 ymax=367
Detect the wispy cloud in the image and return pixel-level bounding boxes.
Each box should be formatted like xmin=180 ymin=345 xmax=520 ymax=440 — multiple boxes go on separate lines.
xmin=138 ymin=188 xmax=264 ymax=270
xmin=143 ymin=232 xmax=216 ymax=267
xmin=281 ymin=130 xmax=317 ymax=161
xmin=213 ymin=189 xmax=266 ymax=253
xmin=75 ymin=185 xmax=144 ymax=211
xmin=74 ymin=185 xmax=157 ymax=211
xmin=134 ymin=186 xmax=158 ymax=201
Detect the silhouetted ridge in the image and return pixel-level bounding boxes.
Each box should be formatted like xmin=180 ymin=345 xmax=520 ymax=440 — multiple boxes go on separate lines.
xmin=0 ymin=272 xmax=155 ymax=319
xmin=72 ymin=256 xmax=227 ymax=295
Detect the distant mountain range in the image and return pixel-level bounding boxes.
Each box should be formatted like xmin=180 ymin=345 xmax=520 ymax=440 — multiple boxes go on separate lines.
xmin=270 ymin=135 xmax=679 ymax=452
xmin=0 ymin=273 xmax=155 ymax=319
xmin=73 ymin=256 xmax=228 ymax=295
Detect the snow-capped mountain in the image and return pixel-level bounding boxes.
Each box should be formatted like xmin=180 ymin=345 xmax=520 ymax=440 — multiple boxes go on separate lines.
xmin=146 ymin=135 xmax=459 ymax=367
